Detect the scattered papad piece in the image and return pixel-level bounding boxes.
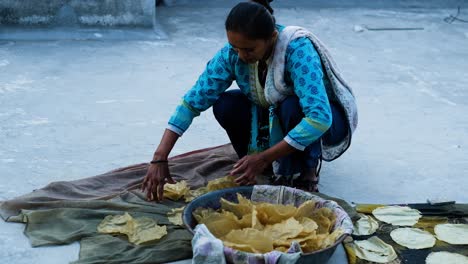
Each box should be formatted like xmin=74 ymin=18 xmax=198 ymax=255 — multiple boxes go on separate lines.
xmin=184 ymin=187 xmax=207 ymax=202
xmin=167 ymin=206 xmax=185 ymax=226
xmin=184 ymin=176 xmax=238 ymax=202
xmin=163 ymin=180 xmax=189 ymax=200
xmin=128 ymin=217 xmax=167 ymax=244
xmin=97 ymin=213 xmax=167 ymax=245
xmin=390 ymin=228 xmax=435 ymax=249
xmin=206 ymin=175 xmax=238 ymax=191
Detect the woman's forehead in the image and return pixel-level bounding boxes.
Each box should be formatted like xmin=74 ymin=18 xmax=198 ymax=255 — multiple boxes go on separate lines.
xmin=227 ymin=31 xmax=261 ymax=49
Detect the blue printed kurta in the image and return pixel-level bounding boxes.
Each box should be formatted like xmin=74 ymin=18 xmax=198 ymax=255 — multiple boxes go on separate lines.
xmin=168 ymin=27 xmax=332 ymax=151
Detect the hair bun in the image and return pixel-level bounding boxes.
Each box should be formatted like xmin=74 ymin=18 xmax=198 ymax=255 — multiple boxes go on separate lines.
xmin=251 ymin=0 xmax=274 ymax=14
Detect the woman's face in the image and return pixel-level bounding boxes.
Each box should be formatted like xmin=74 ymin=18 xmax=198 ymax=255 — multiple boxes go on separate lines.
xmin=227 ymin=30 xmax=277 ymax=64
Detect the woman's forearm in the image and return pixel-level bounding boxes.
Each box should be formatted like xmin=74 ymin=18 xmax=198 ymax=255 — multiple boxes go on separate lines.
xmin=152 ymin=129 xmax=180 ymax=160
xmin=259 ymin=140 xmax=297 ymax=164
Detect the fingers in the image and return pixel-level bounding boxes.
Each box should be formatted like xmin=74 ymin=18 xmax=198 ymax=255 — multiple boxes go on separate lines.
xmin=151 ymin=181 xmax=159 ymax=201
xmin=145 ymin=181 xmax=154 ymax=201
xmin=232 ymin=157 xmax=255 ymax=185
xmin=147 ymin=179 xmax=156 ymax=201
xmin=142 ymin=163 xmax=172 ymax=202
xmin=157 ymin=179 xmax=165 ymax=202
xmin=142 ymin=172 xmax=157 ymax=201
xmin=231 ymin=159 xmax=247 ymax=175
xmin=234 ymin=173 xmax=246 ymax=184
xmin=235 ymin=172 xmax=253 ymax=185
xmin=141 ymin=167 xmax=151 ymax=192
xmin=247 ymin=179 xmax=257 ymax=185
xmin=141 ymin=167 xmax=153 ymax=200
xmin=233 ymin=156 xmax=247 ymax=167
xmin=141 ymin=174 xmax=150 ymax=200
xmin=141 ymin=179 xmax=146 ymax=193
xmin=166 ymin=175 xmax=176 ymax=184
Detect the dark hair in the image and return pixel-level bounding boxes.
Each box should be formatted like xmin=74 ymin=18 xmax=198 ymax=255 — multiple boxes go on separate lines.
xmin=252 ymin=0 xmax=274 ymax=14
xmin=225 ymin=1 xmax=275 ymax=40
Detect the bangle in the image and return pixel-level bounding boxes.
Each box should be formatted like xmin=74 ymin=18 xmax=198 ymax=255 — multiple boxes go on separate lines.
xmin=150 ymin=159 xmax=168 ymax=164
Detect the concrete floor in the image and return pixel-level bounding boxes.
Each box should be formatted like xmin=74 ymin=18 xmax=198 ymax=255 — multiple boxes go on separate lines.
xmin=1 ymin=1 xmax=468 ymax=263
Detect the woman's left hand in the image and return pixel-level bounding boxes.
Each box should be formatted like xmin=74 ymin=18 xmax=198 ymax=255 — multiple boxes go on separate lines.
xmin=230 ymin=154 xmax=269 ymax=185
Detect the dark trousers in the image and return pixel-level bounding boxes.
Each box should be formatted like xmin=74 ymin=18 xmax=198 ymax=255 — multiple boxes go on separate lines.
xmin=213 ymin=89 xmax=347 ymax=175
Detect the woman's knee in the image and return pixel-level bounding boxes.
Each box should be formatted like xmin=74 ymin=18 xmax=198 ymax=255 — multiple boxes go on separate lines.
xmin=323 ymin=103 xmax=347 ymax=145
xmin=213 ymin=90 xmax=250 ymax=126
xmin=278 ymin=96 xmax=304 ymax=130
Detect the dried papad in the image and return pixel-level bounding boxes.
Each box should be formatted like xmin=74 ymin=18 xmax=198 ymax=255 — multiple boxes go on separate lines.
xmin=434 ymin=223 xmax=468 ymax=245
xmin=425 ymin=251 xmax=468 ymax=264
xmin=193 ymin=193 xmax=348 ymax=254
xmin=251 ymin=205 xmax=265 ymax=230
xmin=128 ymin=217 xmax=167 ymax=244
xmin=193 ymin=209 xmax=241 ymax=238
xmin=298 ymin=217 xmax=319 ymax=235
xmin=372 ymin=206 xmax=421 ymax=226
xmin=353 ymin=236 xmax=397 ymax=263
xmin=97 ymin=213 xmax=133 ymax=234
xmin=97 ymin=213 xmax=167 ymax=245
xmin=184 ymin=176 xmax=238 ymax=202
xmin=263 ymin=217 xmax=303 ymax=242
xmin=222 ymin=228 xmax=274 ymax=253
xmin=220 ymin=193 xmax=253 ymax=218
xmin=167 ymin=206 xmax=185 ymax=226
xmin=353 ymin=213 xmax=379 ymax=236
xmin=254 ymin=203 xmax=297 ymax=225
xmin=184 ymin=187 xmax=207 ymax=202
xmin=206 ymin=175 xmax=238 ymax=191
xmin=390 ymin=228 xmax=436 ymax=249
xmin=163 ymin=181 xmax=189 ymax=201
xmin=310 ymin=207 xmax=336 ymax=234
xmin=294 ymin=200 xmax=316 ymax=219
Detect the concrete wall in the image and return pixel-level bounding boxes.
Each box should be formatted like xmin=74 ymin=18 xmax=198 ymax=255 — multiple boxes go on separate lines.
xmin=0 ymin=0 xmax=155 ymax=27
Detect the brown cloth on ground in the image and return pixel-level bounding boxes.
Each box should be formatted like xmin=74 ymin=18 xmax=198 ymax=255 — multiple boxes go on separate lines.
xmin=0 ymin=144 xmax=356 ymax=264
xmin=0 ymin=144 xmax=238 ymax=220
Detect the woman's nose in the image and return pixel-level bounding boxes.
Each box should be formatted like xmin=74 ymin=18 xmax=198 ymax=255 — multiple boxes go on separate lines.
xmin=238 ymin=51 xmax=250 ymax=61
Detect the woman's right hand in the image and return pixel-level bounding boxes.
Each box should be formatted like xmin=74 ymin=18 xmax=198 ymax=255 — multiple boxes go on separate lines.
xmin=142 ymin=129 xmax=180 ymax=201
xmin=141 ymin=162 xmax=175 ymax=202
